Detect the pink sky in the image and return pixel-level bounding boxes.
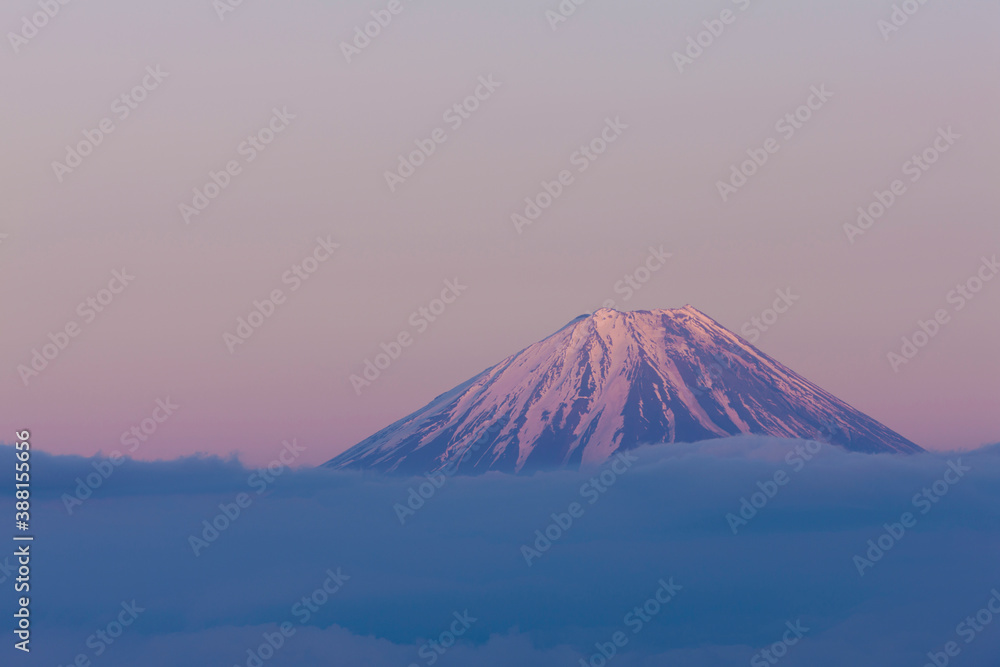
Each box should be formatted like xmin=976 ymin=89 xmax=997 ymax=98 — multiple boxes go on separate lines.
xmin=2 ymin=0 xmax=998 ymax=465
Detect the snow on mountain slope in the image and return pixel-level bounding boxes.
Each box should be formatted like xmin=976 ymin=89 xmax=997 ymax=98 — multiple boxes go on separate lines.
xmin=326 ymin=307 xmax=921 ymax=474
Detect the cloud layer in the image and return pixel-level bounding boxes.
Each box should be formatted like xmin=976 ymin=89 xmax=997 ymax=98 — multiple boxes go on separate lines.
xmin=4 ymin=438 xmax=1000 ymax=666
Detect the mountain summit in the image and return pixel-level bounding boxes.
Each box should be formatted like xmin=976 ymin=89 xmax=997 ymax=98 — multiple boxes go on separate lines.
xmin=326 ymin=307 xmax=921 ymax=474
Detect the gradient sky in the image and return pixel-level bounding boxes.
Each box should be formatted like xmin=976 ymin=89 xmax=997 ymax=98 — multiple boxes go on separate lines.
xmin=2 ymin=0 xmax=998 ymax=465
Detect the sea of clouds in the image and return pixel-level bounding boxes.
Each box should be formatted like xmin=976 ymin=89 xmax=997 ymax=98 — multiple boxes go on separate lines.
xmin=2 ymin=437 xmax=999 ymax=667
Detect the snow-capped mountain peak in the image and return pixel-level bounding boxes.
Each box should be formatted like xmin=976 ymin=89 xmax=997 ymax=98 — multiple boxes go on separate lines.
xmin=326 ymin=307 xmax=921 ymax=474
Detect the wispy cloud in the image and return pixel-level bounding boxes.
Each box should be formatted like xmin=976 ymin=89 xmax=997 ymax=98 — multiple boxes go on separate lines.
xmin=5 ymin=438 xmax=1000 ymax=666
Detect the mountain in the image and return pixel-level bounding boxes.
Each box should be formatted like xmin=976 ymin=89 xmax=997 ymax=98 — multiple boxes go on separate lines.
xmin=326 ymin=306 xmax=921 ymax=474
